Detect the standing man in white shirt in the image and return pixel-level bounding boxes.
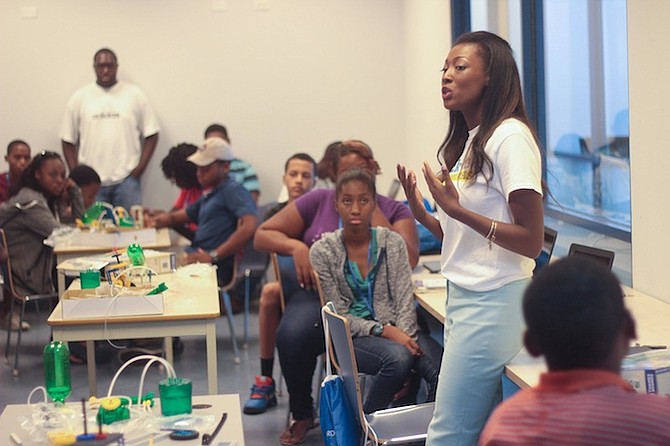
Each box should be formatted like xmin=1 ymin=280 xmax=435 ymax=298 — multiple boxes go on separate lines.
xmin=60 ymin=48 xmax=160 ymax=210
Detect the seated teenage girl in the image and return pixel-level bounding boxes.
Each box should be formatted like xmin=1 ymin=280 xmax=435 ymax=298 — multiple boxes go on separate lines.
xmin=310 ymin=168 xmax=442 ymax=413
xmin=253 ymin=140 xmax=419 ymax=445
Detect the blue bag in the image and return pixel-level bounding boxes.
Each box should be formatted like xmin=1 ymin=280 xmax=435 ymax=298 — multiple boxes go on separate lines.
xmin=403 ymin=198 xmax=441 ymax=254
xmin=319 ymin=375 xmax=360 ymax=446
xmin=319 ymin=305 xmax=361 ymax=446
xmin=417 ymin=221 xmax=441 ymax=254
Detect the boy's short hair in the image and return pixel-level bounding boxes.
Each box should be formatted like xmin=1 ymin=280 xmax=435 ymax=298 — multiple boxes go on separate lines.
xmin=6 ymin=139 xmax=29 ymax=155
xmin=284 ymin=153 xmax=317 ymax=175
xmin=523 ymin=256 xmax=626 ymax=369
xmin=204 ymin=124 xmax=228 ymax=141
xmin=69 ymin=164 xmax=101 ymax=186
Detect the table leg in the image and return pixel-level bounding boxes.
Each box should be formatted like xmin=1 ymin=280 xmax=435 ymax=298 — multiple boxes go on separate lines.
xmin=57 ymin=270 xmax=65 ymax=300
xmin=206 ymin=319 xmax=218 ymax=394
xmin=86 ymin=340 xmax=97 ymax=396
xmin=164 ymin=336 xmax=174 ymax=365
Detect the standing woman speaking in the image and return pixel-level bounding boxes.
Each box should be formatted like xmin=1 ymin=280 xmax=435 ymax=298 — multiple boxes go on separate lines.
xmin=397 ymin=31 xmax=544 ymax=445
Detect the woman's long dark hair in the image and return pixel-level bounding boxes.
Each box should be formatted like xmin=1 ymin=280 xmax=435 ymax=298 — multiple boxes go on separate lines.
xmin=14 ymin=150 xmax=64 ymax=212
xmin=439 ymin=31 xmax=542 ymax=185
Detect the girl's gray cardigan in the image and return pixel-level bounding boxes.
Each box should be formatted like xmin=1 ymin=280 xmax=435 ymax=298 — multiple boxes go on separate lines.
xmin=309 ymin=227 xmax=419 ymax=339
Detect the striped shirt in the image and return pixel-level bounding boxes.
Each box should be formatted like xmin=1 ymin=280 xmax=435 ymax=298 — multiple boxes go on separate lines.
xmin=479 ymin=369 xmax=670 ymax=446
xmin=229 ymin=158 xmax=259 ymax=194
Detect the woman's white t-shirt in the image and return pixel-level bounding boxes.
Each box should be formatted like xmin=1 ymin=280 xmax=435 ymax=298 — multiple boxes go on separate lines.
xmin=437 ymin=118 xmax=542 ymax=292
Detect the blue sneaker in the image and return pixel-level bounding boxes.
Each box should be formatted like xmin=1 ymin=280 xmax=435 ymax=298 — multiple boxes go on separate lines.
xmin=243 ymin=375 xmax=277 ymax=414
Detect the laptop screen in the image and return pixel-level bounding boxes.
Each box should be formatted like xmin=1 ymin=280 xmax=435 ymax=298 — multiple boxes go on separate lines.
xmin=568 ymin=244 xmax=615 ymax=270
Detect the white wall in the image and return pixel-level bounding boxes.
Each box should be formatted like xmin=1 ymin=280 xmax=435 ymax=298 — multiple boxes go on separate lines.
xmin=627 ymin=0 xmax=670 ymax=303
xmin=402 ymin=0 xmax=451 ymax=198
xmin=0 ymin=0 xmax=437 ymax=210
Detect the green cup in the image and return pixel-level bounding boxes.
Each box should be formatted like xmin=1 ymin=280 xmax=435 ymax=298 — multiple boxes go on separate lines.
xmin=80 ymin=269 xmax=101 ymax=289
xmin=159 ymin=377 xmax=192 ymax=416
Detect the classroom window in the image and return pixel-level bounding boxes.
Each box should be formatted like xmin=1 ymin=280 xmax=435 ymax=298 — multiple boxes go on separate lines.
xmin=456 ymin=0 xmax=631 ymax=239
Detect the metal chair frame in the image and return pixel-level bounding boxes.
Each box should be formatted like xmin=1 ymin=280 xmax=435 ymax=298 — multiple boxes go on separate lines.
xmin=1 ymin=228 xmax=58 ymax=376
xmin=322 ymin=303 xmax=435 ymax=445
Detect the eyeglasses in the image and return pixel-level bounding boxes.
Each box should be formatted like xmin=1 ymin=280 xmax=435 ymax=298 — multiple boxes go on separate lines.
xmin=94 ymin=63 xmax=118 ymax=69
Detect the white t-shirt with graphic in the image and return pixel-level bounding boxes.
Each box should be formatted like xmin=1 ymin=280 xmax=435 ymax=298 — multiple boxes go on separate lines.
xmin=60 ymin=81 xmax=160 ymax=185
xmin=437 ymin=118 xmax=542 ymax=292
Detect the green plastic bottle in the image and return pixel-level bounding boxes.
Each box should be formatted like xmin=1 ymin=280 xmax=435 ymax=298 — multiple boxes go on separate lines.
xmin=43 ymin=341 xmax=71 ymax=404
xmin=127 ymin=243 xmax=146 ymax=266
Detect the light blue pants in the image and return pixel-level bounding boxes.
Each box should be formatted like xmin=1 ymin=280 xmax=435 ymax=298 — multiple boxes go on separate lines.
xmin=97 ymin=175 xmax=141 ymax=211
xmin=426 ymin=278 xmax=529 ymax=446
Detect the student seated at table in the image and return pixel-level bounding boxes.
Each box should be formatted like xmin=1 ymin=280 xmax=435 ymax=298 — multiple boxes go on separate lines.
xmin=0 ymin=151 xmax=66 ymax=331
xmin=310 ymin=168 xmax=442 ymax=413
xmin=479 ymin=256 xmax=670 ymax=446
xmin=276 ymin=141 xmax=339 ymax=203
xmin=56 ymin=171 xmax=89 ymax=224
xmin=69 ymin=164 xmax=101 ymax=210
xmin=150 ymin=137 xmax=256 ymax=286
xmin=158 ymin=142 xmax=203 ymax=240
xmin=253 ymin=140 xmax=419 ymax=445
xmin=244 ymin=152 xmax=317 ymax=415
xmin=204 ymin=124 xmax=260 ymax=203
xmin=0 ymin=139 xmax=32 ymax=204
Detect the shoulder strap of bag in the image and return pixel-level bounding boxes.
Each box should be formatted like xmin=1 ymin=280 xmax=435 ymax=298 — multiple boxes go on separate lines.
xmin=321 ymin=303 xmax=334 ymax=377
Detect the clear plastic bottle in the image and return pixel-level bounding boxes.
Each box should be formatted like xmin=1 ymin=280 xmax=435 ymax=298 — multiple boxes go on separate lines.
xmin=126 ymin=243 xmax=146 ymax=266
xmin=43 ymin=341 xmax=71 ymax=404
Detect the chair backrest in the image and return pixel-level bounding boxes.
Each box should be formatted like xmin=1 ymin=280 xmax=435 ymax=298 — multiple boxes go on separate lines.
xmin=534 ymin=226 xmax=558 ymax=274
xmin=219 ymin=221 xmax=242 ymax=291
xmin=313 ymin=271 xmax=326 ymax=307
xmin=322 ymin=304 xmax=367 ymax=434
xmin=0 ymin=228 xmax=16 ymax=297
xmin=237 ymin=202 xmax=277 ymax=280
xmin=0 ymin=228 xmax=50 ymax=301
xmin=568 ymin=243 xmax=615 ymax=270
xmin=271 ymin=253 xmax=301 ymax=312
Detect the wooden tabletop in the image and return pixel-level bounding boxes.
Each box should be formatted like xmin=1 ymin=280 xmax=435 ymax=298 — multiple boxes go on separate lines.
xmin=48 ymin=265 xmax=220 ymax=326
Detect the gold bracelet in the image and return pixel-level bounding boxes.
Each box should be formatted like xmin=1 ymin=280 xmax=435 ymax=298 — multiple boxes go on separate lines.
xmin=484 ymin=220 xmax=495 ymax=240
xmin=487 ymin=220 xmax=498 ymax=250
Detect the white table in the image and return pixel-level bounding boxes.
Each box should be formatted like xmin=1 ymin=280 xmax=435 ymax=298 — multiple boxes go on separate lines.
xmin=412 ymin=259 xmax=670 ymax=390
xmin=505 ymin=286 xmax=670 ymax=389
xmin=413 ymin=255 xmax=447 ymax=324
xmin=54 ymin=227 xmax=173 ymax=296
xmin=54 ymin=227 xmax=172 ymax=263
xmin=48 ymin=266 xmax=220 ymax=396
xmin=0 ymin=394 xmax=245 ymax=446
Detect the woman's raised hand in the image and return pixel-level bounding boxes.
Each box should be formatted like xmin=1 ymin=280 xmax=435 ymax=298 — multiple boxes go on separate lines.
xmin=422 ymin=161 xmax=461 ymax=217
xmin=397 ymin=164 xmax=428 ymax=220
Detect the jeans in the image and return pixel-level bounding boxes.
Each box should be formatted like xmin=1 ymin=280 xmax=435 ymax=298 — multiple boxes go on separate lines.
xmin=275 ymin=288 xmax=325 ymax=420
xmin=97 ymin=175 xmax=141 ymax=210
xmin=355 ymin=331 xmax=442 ymax=413
xmin=426 ymin=279 xmax=528 ymax=446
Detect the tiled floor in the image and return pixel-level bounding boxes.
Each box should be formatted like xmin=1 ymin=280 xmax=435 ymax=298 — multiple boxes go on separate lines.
xmin=0 ymin=303 xmax=326 ymax=445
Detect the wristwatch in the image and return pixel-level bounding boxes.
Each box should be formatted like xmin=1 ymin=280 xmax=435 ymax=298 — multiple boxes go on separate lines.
xmin=371 ymin=323 xmax=384 ymax=337
xmin=208 ymin=250 xmax=219 ymax=263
